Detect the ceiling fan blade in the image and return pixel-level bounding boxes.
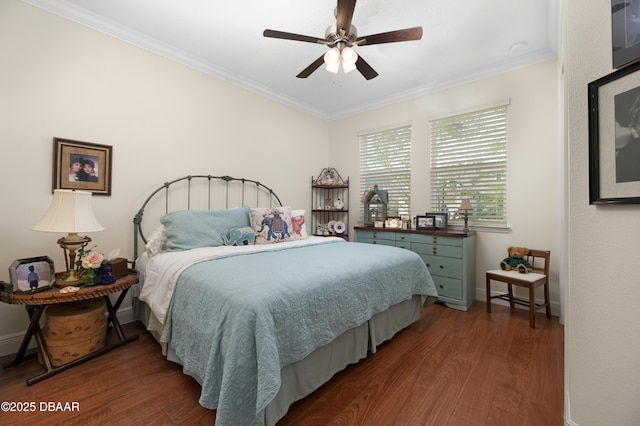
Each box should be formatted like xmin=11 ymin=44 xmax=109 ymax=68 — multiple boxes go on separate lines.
xmin=355 ymin=55 xmax=378 ymax=80
xmin=263 ymin=29 xmax=326 ymax=44
xmin=296 ymin=55 xmax=326 ymax=78
xmin=356 ymin=27 xmax=423 ymax=46
xmin=336 ymin=0 xmax=357 ymax=37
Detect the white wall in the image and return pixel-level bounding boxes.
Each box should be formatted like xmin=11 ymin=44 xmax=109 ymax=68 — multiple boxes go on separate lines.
xmin=0 ymin=0 xmax=329 ymax=350
xmin=565 ymin=1 xmax=640 ymax=424
xmin=329 ymin=60 xmax=562 ymax=310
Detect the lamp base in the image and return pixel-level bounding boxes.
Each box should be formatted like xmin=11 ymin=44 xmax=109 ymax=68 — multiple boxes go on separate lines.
xmin=56 ymin=233 xmax=91 ymax=288
xmin=54 ymin=271 xmax=84 ymax=287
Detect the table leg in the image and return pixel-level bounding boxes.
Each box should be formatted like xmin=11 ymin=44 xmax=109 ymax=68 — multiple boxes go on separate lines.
xmin=2 ymin=306 xmax=45 ymax=369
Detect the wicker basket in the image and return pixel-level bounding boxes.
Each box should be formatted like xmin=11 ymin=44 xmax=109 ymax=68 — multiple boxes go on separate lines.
xmin=43 ymin=298 xmax=107 ymax=367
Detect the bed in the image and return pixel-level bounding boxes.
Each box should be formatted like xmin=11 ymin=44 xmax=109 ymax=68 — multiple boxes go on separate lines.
xmin=131 ymin=175 xmax=438 ymax=426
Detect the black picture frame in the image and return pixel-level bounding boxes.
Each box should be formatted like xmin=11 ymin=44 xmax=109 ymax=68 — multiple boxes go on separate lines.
xmin=612 ymin=1 xmax=640 ymax=68
xmin=9 ymin=256 xmax=55 ymax=294
xmin=416 ymin=215 xmax=435 ymax=230
xmin=589 ymin=60 xmax=640 ymax=204
xmin=426 ymin=212 xmax=448 ymax=230
xmin=53 ymin=137 xmax=112 ymax=196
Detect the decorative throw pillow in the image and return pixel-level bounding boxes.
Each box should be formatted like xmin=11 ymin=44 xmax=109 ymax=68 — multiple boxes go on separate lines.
xmin=145 ymin=224 xmax=167 ymax=256
xmin=222 ymin=226 xmax=256 ymax=246
xmin=250 ymin=207 xmax=295 ymax=244
xmin=291 ymin=209 xmax=308 ymax=240
xmin=160 ymin=207 xmax=251 ymax=250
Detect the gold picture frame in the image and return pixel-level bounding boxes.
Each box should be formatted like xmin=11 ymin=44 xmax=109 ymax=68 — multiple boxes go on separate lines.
xmin=53 ymin=137 xmax=112 ymax=195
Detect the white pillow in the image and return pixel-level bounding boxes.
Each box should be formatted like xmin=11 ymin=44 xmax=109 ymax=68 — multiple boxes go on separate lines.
xmin=291 ymin=209 xmax=308 ymax=240
xmin=145 ymin=225 xmax=167 ymax=257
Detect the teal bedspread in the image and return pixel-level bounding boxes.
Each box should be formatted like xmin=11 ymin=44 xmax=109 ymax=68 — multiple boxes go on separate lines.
xmin=168 ymin=240 xmax=437 ymax=426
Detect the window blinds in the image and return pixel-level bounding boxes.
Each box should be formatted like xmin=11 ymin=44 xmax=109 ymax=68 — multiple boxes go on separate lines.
xmin=359 ymin=124 xmax=412 ymax=217
xmin=430 ymin=106 xmax=508 ymax=225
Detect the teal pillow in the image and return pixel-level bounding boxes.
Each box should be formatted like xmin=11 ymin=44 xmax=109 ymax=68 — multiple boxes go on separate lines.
xmin=160 ymin=207 xmax=251 ymax=250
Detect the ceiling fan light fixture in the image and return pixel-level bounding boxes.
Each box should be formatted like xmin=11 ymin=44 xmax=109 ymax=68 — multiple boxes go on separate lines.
xmin=341 ymin=46 xmax=357 ymax=64
xmin=324 ymin=47 xmax=341 ymax=65
xmin=325 ymin=60 xmax=340 ymax=74
xmin=341 ymin=57 xmax=357 ymax=73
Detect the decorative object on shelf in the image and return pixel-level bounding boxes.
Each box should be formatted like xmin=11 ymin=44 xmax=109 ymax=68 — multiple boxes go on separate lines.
xmin=426 ymin=212 xmax=448 ymax=230
xmin=333 ymin=221 xmax=346 ymax=234
xmin=312 ymin=167 xmax=349 ymax=238
xmin=363 ymin=185 xmax=388 ymax=226
xmin=32 ymin=189 xmax=104 ymax=287
xmin=458 ymin=198 xmax=473 ymax=232
xmin=9 ymin=256 xmax=55 ymax=294
xmin=416 ymin=215 xmax=435 ymax=231
xmin=588 ymin=59 xmax=640 ymax=204
xmin=53 ymin=137 xmax=113 ymax=196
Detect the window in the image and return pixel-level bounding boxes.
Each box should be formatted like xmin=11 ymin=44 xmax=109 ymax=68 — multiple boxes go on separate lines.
xmin=359 ymin=124 xmax=412 ymax=218
xmin=429 ymin=105 xmax=508 ymax=227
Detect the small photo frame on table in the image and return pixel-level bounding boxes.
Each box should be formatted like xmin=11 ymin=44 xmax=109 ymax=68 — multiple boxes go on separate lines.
xmin=426 ymin=212 xmax=448 ymax=230
xmin=588 ymin=59 xmax=640 ymax=204
xmin=9 ymin=256 xmax=55 ymax=294
xmin=416 ymin=215 xmax=435 ymax=230
xmin=612 ymin=1 xmax=640 ymax=69
xmin=53 ymin=137 xmax=112 ymax=196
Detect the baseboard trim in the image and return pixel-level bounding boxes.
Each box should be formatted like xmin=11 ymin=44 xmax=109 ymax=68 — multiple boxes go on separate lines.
xmin=0 ymin=306 xmax=136 ymax=358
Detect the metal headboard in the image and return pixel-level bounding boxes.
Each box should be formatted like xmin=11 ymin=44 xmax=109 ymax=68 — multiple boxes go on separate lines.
xmin=133 ymin=175 xmax=283 ymax=259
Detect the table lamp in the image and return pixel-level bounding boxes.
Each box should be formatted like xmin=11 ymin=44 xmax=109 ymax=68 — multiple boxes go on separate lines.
xmin=32 ymin=189 xmax=104 ymax=286
xmin=458 ymin=198 xmax=473 ymax=233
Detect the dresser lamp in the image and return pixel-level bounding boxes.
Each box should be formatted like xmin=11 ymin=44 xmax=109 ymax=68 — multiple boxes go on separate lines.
xmin=458 ymin=198 xmax=473 ymax=233
xmin=32 ymin=189 xmax=104 ymax=287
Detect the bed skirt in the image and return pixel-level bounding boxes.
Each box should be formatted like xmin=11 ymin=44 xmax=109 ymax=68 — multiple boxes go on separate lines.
xmin=133 ymin=295 xmax=422 ymax=425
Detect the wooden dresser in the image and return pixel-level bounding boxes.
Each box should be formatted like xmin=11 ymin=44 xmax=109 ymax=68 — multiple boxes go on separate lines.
xmin=354 ymin=227 xmax=476 ymax=311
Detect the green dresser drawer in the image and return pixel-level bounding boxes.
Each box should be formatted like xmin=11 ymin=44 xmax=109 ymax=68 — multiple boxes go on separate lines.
xmin=420 ymin=254 xmax=463 ymax=279
xmin=411 ymin=233 xmax=463 ymax=247
xmin=411 ymin=242 xmax=462 ymax=258
xmin=432 ymin=276 xmax=463 ymax=300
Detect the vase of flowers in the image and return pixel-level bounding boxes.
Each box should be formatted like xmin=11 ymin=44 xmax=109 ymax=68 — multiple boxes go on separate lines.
xmin=76 ymin=247 xmax=105 ymax=287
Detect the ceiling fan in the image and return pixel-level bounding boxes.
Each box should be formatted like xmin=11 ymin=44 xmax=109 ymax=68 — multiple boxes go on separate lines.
xmin=263 ymin=0 xmax=423 ymax=80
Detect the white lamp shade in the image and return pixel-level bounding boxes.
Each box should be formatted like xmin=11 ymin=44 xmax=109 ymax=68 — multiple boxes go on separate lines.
xmin=458 ymin=198 xmax=473 ymax=211
xmin=32 ymin=189 xmax=104 ymax=233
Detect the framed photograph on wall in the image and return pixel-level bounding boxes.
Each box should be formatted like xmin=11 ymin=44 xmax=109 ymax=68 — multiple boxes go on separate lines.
xmin=426 ymin=212 xmax=448 ymax=230
xmin=53 ymin=137 xmax=112 ymax=195
xmin=589 ymin=60 xmax=640 ymax=204
xmin=612 ymin=0 xmax=640 ymax=68
xmin=9 ymin=256 xmax=55 ymax=293
xmin=416 ymin=215 xmax=435 ymax=230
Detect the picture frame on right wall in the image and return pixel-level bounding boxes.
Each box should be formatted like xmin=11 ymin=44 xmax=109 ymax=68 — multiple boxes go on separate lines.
xmin=588 ymin=59 xmax=640 ymax=204
xmin=612 ymin=0 xmax=640 ymax=68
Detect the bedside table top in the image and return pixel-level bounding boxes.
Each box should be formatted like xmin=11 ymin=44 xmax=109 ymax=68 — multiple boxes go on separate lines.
xmin=0 ymin=269 xmax=139 ymax=306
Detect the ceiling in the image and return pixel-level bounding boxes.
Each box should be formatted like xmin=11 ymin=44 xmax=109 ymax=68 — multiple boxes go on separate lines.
xmin=25 ymin=0 xmax=558 ymax=121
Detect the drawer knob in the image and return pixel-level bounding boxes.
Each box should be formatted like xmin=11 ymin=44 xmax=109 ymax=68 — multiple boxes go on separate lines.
xmin=400 ymin=235 xmax=405 ymax=240
xmin=439 ymin=265 xmax=444 ymax=269
xmin=373 ymin=241 xmax=377 ymax=244
xmin=439 ymin=285 xmax=443 ymax=289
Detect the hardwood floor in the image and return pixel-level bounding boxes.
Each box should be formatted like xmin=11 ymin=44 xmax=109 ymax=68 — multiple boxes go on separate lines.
xmin=0 ymin=301 xmax=563 ymax=425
